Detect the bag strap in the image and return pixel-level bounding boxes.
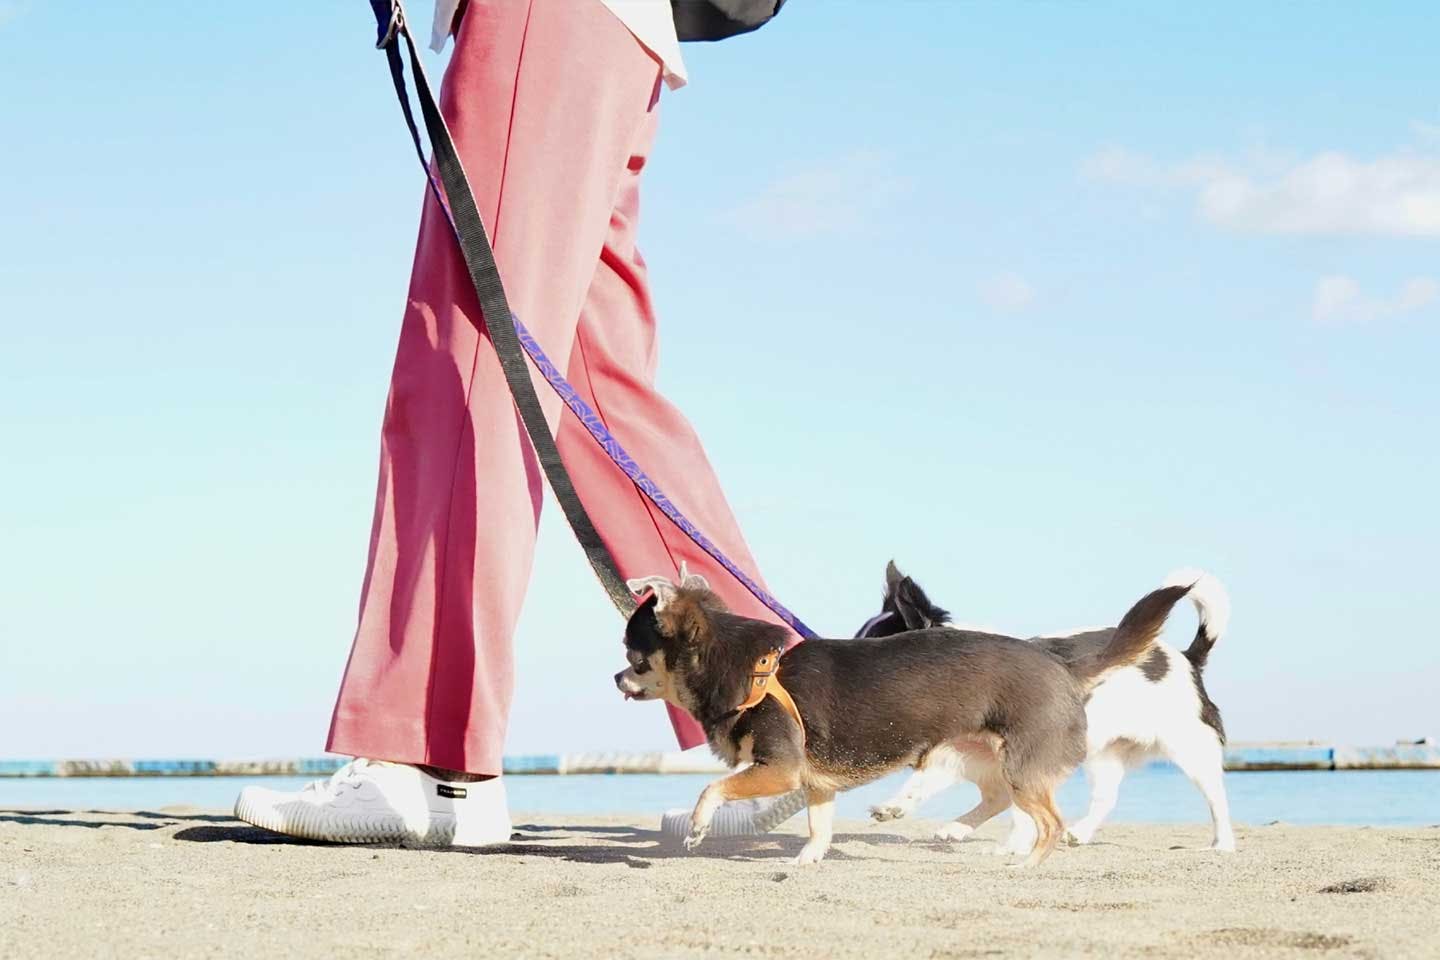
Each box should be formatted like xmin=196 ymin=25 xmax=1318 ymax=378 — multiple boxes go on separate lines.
xmin=369 ymin=0 xmax=817 ymax=638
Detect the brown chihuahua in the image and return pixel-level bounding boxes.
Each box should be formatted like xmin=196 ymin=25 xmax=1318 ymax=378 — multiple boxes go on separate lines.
xmin=614 ymin=571 xmax=1191 ymax=866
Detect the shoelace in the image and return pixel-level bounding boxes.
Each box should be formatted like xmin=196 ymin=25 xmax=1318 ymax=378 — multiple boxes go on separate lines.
xmin=302 ymin=758 xmax=378 ymax=797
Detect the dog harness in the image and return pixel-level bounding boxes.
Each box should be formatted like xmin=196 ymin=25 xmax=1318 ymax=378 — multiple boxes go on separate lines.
xmin=735 ymin=649 xmax=806 ymax=746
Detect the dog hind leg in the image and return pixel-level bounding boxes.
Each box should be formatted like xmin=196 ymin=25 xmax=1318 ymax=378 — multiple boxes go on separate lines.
xmin=1010 ymin=786 xmax=1064 ymax=868
xmin=1065 ymin=747 xmax=1128 ymax=845
xmin=1164 ymin=726 xmax=1235 ymax=852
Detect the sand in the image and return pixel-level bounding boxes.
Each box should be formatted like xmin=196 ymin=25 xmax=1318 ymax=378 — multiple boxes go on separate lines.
xmin=2 ymin=807 xmax=1438 ymax=959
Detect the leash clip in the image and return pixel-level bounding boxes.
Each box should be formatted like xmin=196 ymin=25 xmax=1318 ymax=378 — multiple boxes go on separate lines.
xmin=374 ymin=0 xmax=405 ymax=49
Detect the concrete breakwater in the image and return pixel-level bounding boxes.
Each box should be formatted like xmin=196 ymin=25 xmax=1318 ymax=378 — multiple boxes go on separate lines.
xmin=1 ymin=742 xmax=1436 ymax=777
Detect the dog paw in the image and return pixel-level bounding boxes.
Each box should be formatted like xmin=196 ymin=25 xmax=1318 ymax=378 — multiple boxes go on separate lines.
xmin=1064 ymin=825 xmax=1096 ymax=846
xmin=1211 ymin=839 xmax=1237 ymax=854
xmin=988 ymin=835 xmax=1032 ymax=857
xmin=869 ymin=803 xmax=909 ymax=822
xmin=934 ymin=822 xmax=974 ymax=842
xmin=792 ymin=843 xmax=828 ymax=865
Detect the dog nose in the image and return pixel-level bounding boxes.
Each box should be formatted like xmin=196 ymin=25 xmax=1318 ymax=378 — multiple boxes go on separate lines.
xmin=613 ymin=670 xmax=626 ymax=688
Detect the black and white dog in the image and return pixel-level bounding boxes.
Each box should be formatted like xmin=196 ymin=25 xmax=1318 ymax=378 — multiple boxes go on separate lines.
xmin=858 ymin=563 xmax=1234 ymax=853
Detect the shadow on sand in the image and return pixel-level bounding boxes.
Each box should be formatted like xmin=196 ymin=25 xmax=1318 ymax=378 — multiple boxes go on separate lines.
xmin=0 ymin=811 xmax=169 ymax=831
xmin=163 ymin=819 xmax=918 ymax=864
xmin=0 ymin=808 xmax=242 ymax=832
xmin=5 ymin=809 xmax=925 ymax=864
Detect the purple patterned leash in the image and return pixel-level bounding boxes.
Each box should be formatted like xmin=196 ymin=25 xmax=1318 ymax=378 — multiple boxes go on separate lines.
xmin=512 ymin=319 xmax=817 ymax=639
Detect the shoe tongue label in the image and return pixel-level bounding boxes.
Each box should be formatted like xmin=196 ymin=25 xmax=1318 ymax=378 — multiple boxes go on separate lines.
xmin=436 ymin=784 xmax=467 ymax=799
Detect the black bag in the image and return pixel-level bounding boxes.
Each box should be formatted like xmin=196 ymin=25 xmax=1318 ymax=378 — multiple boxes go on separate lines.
xmin=671 ymin=0 xmax=785 ymax=42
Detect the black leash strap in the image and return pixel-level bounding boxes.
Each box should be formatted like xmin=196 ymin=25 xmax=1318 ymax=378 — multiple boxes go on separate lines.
xmin=370 ymin=0 xmax=636 ymax=616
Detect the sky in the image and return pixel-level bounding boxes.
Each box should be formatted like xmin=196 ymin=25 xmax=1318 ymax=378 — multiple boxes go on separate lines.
xmin=2 ymin=2 xmax=1438 ymax=763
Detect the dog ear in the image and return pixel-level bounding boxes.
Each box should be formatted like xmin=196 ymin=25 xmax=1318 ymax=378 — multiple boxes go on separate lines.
xmin=628 ymin=564 xmax=712 ymax=611
xmin=894 ymin=574 xmax=950 ymax=631
xmin=627 ymin=574 xmax=680 ymax=610
xmin=885 ymin=559 xmax=905 ymax=596
xmin=677 ymin=560 xmax=711 ymax=593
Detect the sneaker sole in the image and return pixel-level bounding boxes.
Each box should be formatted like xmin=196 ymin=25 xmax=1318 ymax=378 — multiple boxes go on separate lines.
xmin=233 ymin=794 xmax=478 ymax=846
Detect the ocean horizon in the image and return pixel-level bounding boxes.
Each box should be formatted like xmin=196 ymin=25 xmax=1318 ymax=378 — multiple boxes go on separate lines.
xmin=5 ymin=764 xmax=1436 ymax=828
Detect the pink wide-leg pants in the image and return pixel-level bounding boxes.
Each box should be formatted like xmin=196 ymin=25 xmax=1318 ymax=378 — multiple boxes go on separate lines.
xmin=327 ymin=0 xmax=783 ymax=775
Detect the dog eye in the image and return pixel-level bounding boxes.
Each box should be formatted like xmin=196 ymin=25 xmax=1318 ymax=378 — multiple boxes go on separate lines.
xmin=632 ymin=659 xmax=652 ymax=675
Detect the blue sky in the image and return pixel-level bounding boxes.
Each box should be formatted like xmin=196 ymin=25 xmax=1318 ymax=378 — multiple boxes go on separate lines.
xmin=2 ymin=2 xmax=1437 ymax=762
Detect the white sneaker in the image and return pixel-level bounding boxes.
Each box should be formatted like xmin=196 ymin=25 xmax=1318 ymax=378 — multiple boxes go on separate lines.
xmin=233 ymin=759 xmax=511 ymax=847
xmin=660 ymin=790 xmax=806 ymax=842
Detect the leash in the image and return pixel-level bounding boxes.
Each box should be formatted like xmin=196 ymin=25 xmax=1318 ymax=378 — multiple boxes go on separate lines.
xmin=367 ymin=0 xmax=817 ymax=639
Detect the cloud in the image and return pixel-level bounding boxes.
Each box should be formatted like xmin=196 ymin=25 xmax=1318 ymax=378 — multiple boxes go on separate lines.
xmin=978 ymin=272 xmax=1037 ymax=312
xmin=1084 ymin=140 xmax=1440 ymax=236
xmin=1411 ymin=119 xmax=1440 ymax=147
xmin=721 ymin=151 xmax=909 ymax=238
xmin=1311 ymin=275 xmax=1438 ymax=325
xmin=1081 ymin=146 xmax=1167 ymax=187
xmin=0 ymin=1 xmax=30 ymax=28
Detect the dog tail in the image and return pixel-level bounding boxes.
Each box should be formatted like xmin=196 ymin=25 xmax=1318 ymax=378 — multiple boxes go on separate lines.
xmin=1072 ymin=583 xmax=1192 ymax=685
xmin=1162 ymin=569 xmax=1231 ymax=672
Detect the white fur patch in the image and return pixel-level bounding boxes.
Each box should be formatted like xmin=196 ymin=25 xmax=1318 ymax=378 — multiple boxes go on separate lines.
xmin=873 ymin=569 xmax=1235 ymax=850
xmin=854 ymin=610 xmax=894 ymax=637
xmin=1079 ymin=644 xmax=1232 ymax=845
xmin=1162 ymin=568 xmax=1231 ymax=643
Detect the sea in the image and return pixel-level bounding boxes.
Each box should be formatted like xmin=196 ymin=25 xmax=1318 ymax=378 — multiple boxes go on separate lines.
xmin=4 ymin=765 xmax=1437 ymax=826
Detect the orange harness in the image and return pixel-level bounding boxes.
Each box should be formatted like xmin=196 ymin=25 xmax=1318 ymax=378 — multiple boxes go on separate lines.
xmin=734 ymin=649 xmax=806 ymax=746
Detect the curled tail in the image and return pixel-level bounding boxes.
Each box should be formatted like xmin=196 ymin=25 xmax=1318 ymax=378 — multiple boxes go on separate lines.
xmin=1071 ymin=584 xmax=1192 ymax=685
xmin=1162 ymin=568 xmax=1231 ymax=671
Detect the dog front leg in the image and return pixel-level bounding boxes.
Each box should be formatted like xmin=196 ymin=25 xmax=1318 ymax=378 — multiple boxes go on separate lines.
xmin=935 ymin=769 xmax=1011 ymax=842
xmin=794 ymin=788 xmax=835 ymax=865
xmin=685 ymin=762 xmax=802 ymax=852
xmin=871 ymin=745 xmax=966 ymax=822
xmin=1065 ymin=749 xmax=1126 ymax=845
xmin=999 ymin=809 xmax=1039 ymax=856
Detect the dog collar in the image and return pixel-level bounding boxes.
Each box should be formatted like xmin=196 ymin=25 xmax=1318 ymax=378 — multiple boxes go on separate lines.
xmin=733 ymin=649 xmax=806 ymax=746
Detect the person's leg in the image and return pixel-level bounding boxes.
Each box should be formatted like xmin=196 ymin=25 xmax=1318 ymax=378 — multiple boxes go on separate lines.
xmin=554 ymin=110 xmax=790 ymax=748
xmin=238 ymin=0 xmax=669 ymax=845
xmin=324 ymin=0 xmax=666 ymax=775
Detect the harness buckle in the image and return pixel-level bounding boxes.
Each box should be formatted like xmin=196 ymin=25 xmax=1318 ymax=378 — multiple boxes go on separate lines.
xmin=734 ymin=648 xmax=806 ymax=747
xmin=374 ymin=0 xmax=405 ymax=49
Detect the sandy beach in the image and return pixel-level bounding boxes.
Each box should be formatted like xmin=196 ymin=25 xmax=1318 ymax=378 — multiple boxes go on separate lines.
xmin=3 ymin=807 xmax=1437 ymax=959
